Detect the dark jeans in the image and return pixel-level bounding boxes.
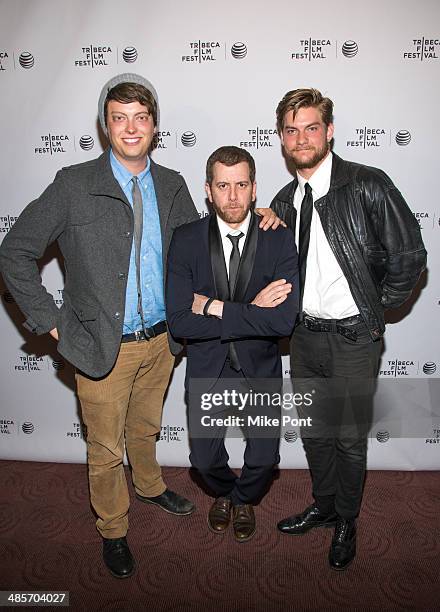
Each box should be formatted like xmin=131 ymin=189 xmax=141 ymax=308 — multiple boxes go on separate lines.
xmin=291 ymin=321 xmax=382 ymax=518
xmin=188 ymin=361 xmax=280 ymax=506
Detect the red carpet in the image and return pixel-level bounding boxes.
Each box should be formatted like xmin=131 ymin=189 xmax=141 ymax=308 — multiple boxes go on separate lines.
xmin=0 ymin=461 xmax=439 ymax=611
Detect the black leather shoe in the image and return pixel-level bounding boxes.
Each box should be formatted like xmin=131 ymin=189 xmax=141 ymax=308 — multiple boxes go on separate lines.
xmin=103 ymin=536 xmax=135 ymax=579
xmin=329 ymin=517 xmax=356 ymax=571
xmin=232 ymin=504 xmax=256 ymax=542
xmin=136 ymin=488 xmax=195 ymax=515
xmin=277 ymin=504 xmax=337 ymax=535
xmin=208 ymin=497 xmax=231 ymax=534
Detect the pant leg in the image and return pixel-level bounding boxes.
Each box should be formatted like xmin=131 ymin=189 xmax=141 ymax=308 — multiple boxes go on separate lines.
xmin=329 ymin=331 xmax=382 ymax=518
xmin=125 ymin=332 xmax=175 ymax=498
xmin=77 ymin=342 xmax=144 ymax=539
xmin=189 ymin=435 xmax=238 ymax=497
xmin=230 ymin=435 xmax=280 ymax=505
xmin=291 ymin=324 xmax=337 ymax=512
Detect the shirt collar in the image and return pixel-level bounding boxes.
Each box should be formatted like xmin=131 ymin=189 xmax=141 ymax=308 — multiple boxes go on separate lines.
xmin=297 ymin=151 xmax=333 ymax=199
xmin=110 ymin=149 xmax=150 ymax=189
xmin=216 ymin=210 xmax=251 ymax=240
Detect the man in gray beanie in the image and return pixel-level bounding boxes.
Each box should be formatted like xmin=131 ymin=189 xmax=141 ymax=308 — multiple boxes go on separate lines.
xmin=0 ymin=73 xmax=200 ymax=579
xmin=0 ymin=73 xmax=282 ymax=578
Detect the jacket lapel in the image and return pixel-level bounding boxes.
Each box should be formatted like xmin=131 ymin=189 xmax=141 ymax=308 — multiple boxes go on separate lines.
xmin=88 ymin=149 xmax=130 ymax=206
xmin=150 ymin=160 xmax=181 ymax=237
xmin=233 ymin=211 xmax=258 ymax=303
xmin=208 ymin=214 xmax=229 ymax=301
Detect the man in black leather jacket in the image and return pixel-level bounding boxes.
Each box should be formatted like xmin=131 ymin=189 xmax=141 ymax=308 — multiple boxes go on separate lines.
xmin=272 ymin=88 xmax=426 ymax=570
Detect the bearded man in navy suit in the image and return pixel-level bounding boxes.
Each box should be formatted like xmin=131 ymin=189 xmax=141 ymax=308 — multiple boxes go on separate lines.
xmin=166 ymin=146 xmax=298 ymax=542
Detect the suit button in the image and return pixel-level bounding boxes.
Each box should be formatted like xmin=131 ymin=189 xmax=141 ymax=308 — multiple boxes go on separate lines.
xmin=114 ymin=312 xmax=121 ymax=320
xmin=118 ymin=272 xmax=126 ymax=280
xmin=124 ymin=231 xmax=131 ymax=237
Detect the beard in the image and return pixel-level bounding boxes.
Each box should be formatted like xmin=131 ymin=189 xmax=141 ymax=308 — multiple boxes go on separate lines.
xmin=215 ymin=204 xmax=249 ymax=225
xmin=289 ymin=140 xmax=330 ymax=170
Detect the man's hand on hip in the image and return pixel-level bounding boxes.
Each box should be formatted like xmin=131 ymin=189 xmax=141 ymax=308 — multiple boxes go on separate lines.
xmin=251 ymin=279 xmax=292 ymax=307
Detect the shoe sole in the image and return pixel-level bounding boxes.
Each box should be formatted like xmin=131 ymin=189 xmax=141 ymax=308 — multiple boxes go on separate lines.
xmin=278 ymin=521 xmax=337 ymax=535
xmin=135 ymin=494 xmax=195 ymax=516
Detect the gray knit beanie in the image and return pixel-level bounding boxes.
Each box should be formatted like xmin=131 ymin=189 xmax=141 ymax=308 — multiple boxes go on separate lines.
xmin=98 ymin=73 xmax=159 ymax=134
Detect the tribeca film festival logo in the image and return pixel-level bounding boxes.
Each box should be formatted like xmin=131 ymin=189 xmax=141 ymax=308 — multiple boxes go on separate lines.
xmin=403 ymin=38 xmax=439 ymax=60
xmin=0 ymin=419 xmax=15 ymax=435
xmin=0 ymin=215 xmax=18 ymax=234
xmin=159 ymin=425 xmax=185 ymax=443
xmin=14 ymin=355 xmax=45 ymax=372
xmin=66 ymin=422 xmax=86 ymax=439
xmin=0 ymin=50 xmax=35 ymax=71
xmin=425 ymin=426 xmax=440 ymax=445
xmin=73 ymin=45 xmax=138 ymax=68
xmin=346 ymin=127 xmax=412 ymax=149
xmin=33 ymin=134 xmax=95 ymax=155
xmin=181 ymin=41 xmax=247 ymax=63
xmin=290 ymin=39 xmax=358 ymax=61
xmin=379 ymin=359 xmax=418 ymax=377
xmin=239 ymin=126 xmax=277 ymax=150
xmin=413 ymin=211 xmax=432 ymax=230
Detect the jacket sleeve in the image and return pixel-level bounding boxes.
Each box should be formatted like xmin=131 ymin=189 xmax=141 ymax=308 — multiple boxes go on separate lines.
xmin=221 ymin=228 xmax=299 ymax=339
xmin=175 ymin=176 xmax=200 ymax=226
xmin=367 ymin=172 xmax=427 ymax=309
xmin=166 ymin=228 xmax=222 ymax=340
xmin=0 ymin=171 xmax=68 ymax=334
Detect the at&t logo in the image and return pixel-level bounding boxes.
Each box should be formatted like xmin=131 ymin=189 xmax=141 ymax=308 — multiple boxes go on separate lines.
xmin=341 ymin=40 xmax=358 ymax=57
xmin=122 ymin=46 xmax=137 ymax=63
xmin=423 ymin=362 xmax=436 ymax=375
xmin=231 ymin=42 xmax=247 ymax=59
xmin=284 ymin=430 xmax=298 ymax=443
xmin=376 ymin=431 xmax=390 ymax=443
xmin=19 ymin=52 xmax=34 ymax=68
xmin=79 ymin=135 xmax=94 ymax=151
xmin=181 ymin=131 xmax=197 ymax=147
xmin=395 ymin=130 xmax=411 ymax=146
xmin=21 ymin=422 xmax=34 ymax=435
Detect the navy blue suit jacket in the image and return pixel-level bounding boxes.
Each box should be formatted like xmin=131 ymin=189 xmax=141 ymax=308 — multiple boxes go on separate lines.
xmin=166 ymin=212 xmax=299 ymax=388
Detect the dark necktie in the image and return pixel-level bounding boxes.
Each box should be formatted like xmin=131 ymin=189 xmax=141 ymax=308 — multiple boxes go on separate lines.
xmin=227 ymin=232 xmax=244 ymax=371
xmin=227 ymin=232 xmax=244 ymax=298
xmin=298 ymin=182 xmax=313 ymax=312
xmin=132 ymin=176 xmax=147 ymax=333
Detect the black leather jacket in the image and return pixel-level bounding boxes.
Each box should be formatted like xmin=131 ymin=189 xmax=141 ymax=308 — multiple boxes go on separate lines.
xmin=270 ymin=153 xmax=427 ymax=339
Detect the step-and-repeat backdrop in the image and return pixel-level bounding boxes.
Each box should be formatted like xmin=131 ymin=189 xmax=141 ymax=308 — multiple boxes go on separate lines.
xmin=1 ymin=0 xmax=439 ymax=469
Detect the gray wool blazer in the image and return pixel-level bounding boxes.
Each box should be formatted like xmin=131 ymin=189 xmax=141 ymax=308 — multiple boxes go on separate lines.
xmin=0 ymin=148 xmax=199 ymax=378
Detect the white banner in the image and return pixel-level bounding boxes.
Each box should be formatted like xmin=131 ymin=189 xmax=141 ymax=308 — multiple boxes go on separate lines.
xmin=0 ymin=0 xmax=438 ymax=468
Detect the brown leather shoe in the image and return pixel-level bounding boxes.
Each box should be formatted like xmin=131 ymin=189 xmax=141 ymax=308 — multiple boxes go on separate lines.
xmin=232 ymin=504 xmax=256 ymax=542
xmin=208 ymin=497 xmax=231 ymax=534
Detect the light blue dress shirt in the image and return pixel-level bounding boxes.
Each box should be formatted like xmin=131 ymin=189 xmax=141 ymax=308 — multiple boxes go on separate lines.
xmin=110 ymin=150 xmax=165 ymax=333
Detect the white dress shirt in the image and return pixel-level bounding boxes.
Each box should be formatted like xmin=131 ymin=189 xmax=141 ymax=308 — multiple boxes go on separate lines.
xmin=217 ymin=211 xmax=251 ymax=278
xmin=294 ymin=153 xmax=359 ymax=319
